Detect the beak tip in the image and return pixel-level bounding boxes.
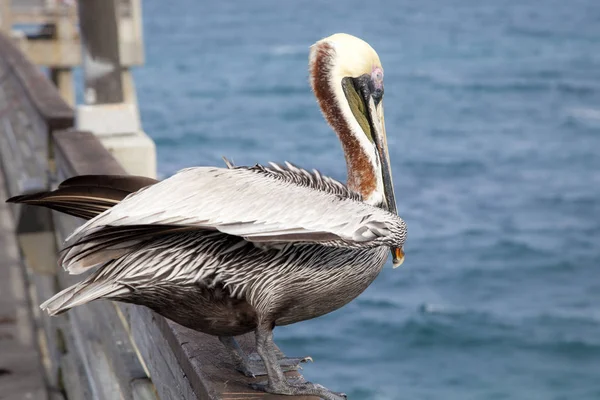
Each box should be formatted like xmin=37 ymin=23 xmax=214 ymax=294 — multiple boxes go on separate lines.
xmin=392 ymin=247 xmax=405 ymax=269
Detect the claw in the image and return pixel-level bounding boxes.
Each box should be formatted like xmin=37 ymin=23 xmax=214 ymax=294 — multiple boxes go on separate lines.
xmin=250 ymin=379 xmax=346 ymax=400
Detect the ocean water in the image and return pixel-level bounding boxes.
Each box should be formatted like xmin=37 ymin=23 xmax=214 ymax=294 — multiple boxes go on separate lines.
xmin=134 ymin=1 xmax=600 ymax=399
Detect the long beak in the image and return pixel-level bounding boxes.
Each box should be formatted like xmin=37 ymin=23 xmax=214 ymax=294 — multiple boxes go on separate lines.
xmin=366 ymin=98 xmax=404 ymax=267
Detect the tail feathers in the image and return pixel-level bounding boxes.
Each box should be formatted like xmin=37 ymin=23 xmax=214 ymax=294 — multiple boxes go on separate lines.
xmin=58 ymin=174 xmax=157 ymax=192
xmin=40 ymin=281 xmax=130 ymax=315
xmin=6 ymin=174 xmax=158 ymax=221
xmin=7 ymin=187 xmax=120 ymax=220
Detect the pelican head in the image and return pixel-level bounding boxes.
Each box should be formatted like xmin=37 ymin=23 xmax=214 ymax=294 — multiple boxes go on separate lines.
xmin=309 ymin=33 xmax=403 ymax=267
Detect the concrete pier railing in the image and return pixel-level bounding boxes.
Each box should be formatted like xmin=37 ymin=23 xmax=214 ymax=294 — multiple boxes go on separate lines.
xmin=0 ymin=28 xmax=314 ymax=400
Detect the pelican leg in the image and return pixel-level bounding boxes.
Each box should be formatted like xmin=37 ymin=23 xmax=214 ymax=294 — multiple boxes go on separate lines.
xmin=251 ymin=325 xmax=347 ymax=400
xmin=219 ymin=335 xmax=309 ymax=377
xmin=219 ymin=336 xmax=255 ymax=377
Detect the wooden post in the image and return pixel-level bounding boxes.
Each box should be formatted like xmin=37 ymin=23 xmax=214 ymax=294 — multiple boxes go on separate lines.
xmin=75 ymin=0 xmax=156 ymax=178
xmin=77 ymin=0 xmax=124 ymax=104
xmin=117 ymin=0 xmax=145 ymax=106
xmin=49 ymin=8 xmax=77 ymax=106
xmin=0 ymin=0 xmax=11 ymax=33
xmin=50 ymin=68 xmax=74 ymax=106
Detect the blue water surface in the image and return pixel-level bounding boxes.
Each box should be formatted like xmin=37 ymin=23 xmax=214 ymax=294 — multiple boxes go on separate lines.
xmin=134 ymin=1 xmax=600 ymax=398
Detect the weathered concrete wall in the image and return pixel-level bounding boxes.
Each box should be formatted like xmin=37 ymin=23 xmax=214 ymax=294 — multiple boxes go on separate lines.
xmin=0 ymin=161 xmax=48 ymax=400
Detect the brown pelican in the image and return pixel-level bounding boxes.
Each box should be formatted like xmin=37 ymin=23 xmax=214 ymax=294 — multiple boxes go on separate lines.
xmin=8 ymin=33 xmax=407 ymax=399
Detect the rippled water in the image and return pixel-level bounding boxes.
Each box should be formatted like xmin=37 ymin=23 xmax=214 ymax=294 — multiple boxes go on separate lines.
xmin=135 ymin=0 xmax=600 ymax=398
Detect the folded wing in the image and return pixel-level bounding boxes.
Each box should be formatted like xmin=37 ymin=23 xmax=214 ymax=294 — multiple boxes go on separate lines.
xmin=62 ymin=164 xmax=399 ymax=273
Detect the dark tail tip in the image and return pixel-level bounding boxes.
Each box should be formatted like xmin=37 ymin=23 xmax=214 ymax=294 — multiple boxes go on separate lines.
xmin=6 ymin=192 xmax=45 ymax=204
xmin=6 ymin=195 xmax=24 ymax=203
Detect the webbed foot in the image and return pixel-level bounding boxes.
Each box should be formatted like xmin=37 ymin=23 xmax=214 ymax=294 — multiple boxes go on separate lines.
xmin=238 ymin=353 xmax=312 ymax=377
xmin=219 ymin=335 xmax=312 ymax=378
xmin=250 ymin=377 xmax=347 ymax=400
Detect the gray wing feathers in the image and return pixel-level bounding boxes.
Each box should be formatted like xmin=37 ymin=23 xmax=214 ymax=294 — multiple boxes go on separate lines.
xmin=69 ymin=167 xmax=393 ymax=242
xmin=62 ymin=166 xmax=397 ymax=273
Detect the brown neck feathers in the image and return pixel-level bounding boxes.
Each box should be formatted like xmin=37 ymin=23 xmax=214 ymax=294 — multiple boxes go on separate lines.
xmin=310 ymin=43 xmax=377 ymax=199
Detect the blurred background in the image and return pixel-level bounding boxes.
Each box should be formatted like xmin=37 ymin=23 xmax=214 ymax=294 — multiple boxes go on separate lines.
xmin=133 ymin=1 xmax=600 ymax=399
xmin=5 ymin=0 xmax=600 ymax=399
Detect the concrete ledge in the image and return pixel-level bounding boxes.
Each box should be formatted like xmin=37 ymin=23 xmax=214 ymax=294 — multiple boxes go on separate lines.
xmin=99 ymin=131 xmax=157 ymax=178
xmin=0 ymin=165 xmax=49 ymax=400
xmin=75 ymin=103 xmax=156 ymax=178
xmin=76 ymin=103 xmax=141 ymax=135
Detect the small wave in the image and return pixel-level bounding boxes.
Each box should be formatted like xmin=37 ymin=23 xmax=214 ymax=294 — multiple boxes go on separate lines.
xmin=269 ymin=45 xmax=306 ymax=56
xmin=419 ymin=303 xmax=467 ymax=316
xmin=556 ymin=81 xmax=600 ymax=95
xmin=401 ymin=305 xmax=600 ymax=356
xmin=406 ymin=159 xmax=487 ymax=177
xmin=519 ymin=313 xmax=600 ymax=356
xmin=530 ymin=311 xmax=600 ymax=328
xmin=410 ymin=70 xmax=548 ymax=92
xmin=455 ymin=259 xmax=579 ymax=288
xmin=410 ymin=69 xmax=599 ymax=95
xmin=400 ymin=310 xmax=516 ymax=350
xmin=155 ymin=131 xmax=259 ymax=148
xmin=565 ymin=107 xmax=600 ymax=125
xmin=238 ymin=85 xmax=306 ymax=97
xmin=460 ymin=80 xmax=551 ymax=93
xmin=507 ymin=25 xmax=596 ymax=45
xmin=537 ymin=339 xmax=600 ymax=358
xmin=478 ymin=238 xmax=554 ymax=261
xmin=358 ymin=297 xmax=400 ymax=310
xmin=409 ymin=69 xmax=465 ymax=86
